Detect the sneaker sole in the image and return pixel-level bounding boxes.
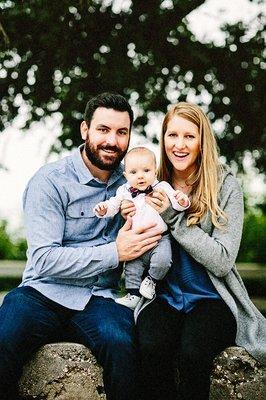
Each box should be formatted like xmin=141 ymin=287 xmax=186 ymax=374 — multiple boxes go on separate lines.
xmin=139 ymin=287 xmax=154 ymax=299
xmin=115 ymin=298 xmax=140 ymax=310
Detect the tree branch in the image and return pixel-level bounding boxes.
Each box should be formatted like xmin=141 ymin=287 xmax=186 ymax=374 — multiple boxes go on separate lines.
xmin=0 ymin=20 xmax=10 ymax=47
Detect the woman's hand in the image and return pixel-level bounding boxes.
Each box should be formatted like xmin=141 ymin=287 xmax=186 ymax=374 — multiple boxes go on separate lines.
xmin=145 ymin=188 xmax=170 ymax=214
xmin=120 ymin=200 xmax=136 ymax=219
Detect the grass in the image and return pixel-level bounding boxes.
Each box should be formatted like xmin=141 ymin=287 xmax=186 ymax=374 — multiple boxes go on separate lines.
xmin=0 ymin=260 xmax=25 ymax=277
xmin=0 ymin=291 xmax=8 ymax=305
xmin=0 ymin=260 xmax=24 ymax=292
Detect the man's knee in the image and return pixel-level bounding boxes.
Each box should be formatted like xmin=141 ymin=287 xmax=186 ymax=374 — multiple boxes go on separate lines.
xmin=0 ymin=301 xmax=22 ymax=353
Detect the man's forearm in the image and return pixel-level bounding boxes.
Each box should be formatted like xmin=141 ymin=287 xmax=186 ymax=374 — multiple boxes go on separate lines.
xmin=28 ymin=241 xmax=119 ymax=279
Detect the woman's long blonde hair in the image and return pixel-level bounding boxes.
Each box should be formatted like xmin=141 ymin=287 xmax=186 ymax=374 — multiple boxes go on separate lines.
xmin=158 ymin=102 xmax=227 ymax=229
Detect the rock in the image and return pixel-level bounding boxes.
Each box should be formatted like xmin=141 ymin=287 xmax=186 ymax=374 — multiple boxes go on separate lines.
xmin=210 ymin=346 xmax=266 ymax=400
xmin=19 ymin=343 xmax=265 ymax=399
xmin=19 ymin=342 xmax=106 ymax=400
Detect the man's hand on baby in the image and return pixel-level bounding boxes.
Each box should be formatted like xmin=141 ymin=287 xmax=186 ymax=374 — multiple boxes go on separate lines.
xmin=94 ymin=202 xmax=108 ymax=216
xmin=116 ymin=217 xmax=162 ymax=262
xmin=174 ymin=190 xmax=190 ymax=208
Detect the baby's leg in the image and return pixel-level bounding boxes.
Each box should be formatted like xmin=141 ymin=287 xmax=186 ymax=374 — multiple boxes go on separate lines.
xmin=139 ymin=237 xmax=172 ymax=299
xmin=148 ymin=234 xmax=172 ymax=281
xmin=124 ymin=257 xmax=145 ymax=292
xmin=115 ymin=258 xmax=145 ymax=309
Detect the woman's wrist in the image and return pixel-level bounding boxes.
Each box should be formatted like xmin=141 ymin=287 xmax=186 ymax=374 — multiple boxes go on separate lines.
xmin=160 ymin=204 xmax=178 ymax=221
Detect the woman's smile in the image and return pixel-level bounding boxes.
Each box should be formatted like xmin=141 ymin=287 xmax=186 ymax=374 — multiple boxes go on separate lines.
xmin=172 ymin=151 xmax=189 ymax=159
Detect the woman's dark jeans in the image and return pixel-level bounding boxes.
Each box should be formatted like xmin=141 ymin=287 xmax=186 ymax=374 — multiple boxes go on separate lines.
xmin=0 ymin=286 xmax=138 ymax=400
xmin=137 ymin=298 xmax=237 ymax=400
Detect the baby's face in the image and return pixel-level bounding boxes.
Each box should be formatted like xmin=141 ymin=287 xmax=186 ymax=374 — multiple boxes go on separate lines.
xmin=124 ymin=153 xmax=157 ymax=190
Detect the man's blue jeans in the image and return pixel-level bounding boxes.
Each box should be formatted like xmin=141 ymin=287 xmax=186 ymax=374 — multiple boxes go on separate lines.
xmin=0 ymin=286 xmax=138 ymax=400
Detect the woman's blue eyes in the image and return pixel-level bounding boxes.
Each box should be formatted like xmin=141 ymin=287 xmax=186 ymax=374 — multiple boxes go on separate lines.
xmin=168 ymin=133 xmax=194 ymax=139
xmin=167 ymin=133 xmax=177 ymax=138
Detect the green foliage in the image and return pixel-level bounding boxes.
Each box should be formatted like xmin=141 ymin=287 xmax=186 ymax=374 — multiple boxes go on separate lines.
xmin=0 ymin=221 xmax=13 ymax=259
xmin=0 ymin=0 xmax=265 ymax=170
xmin=238 ymin=210 xmax=266 ymax=263
xmin=0 ymin=221 xmax=27 ymax=260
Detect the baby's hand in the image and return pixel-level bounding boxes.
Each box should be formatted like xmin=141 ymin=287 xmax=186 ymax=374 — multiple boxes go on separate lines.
xmin=174 ymin=190 xmax=190 ymax=208
xmin=94 ymin=202 xmax=108 ymax=216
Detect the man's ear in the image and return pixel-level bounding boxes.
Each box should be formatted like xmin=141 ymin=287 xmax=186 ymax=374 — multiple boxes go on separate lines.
xmin=123 ymin=171 xmax=127 ymax=178
xmin=80 ymin=121 xmax=89 ymax=140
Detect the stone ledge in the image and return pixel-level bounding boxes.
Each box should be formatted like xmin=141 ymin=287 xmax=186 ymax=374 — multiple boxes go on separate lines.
xmin=210 ymin=346 xmax=266 ymax=400
xmin=19 ymin=343 xmax=105 ymax=400
xmin=19 ymin=343 xmax=265 ymax=400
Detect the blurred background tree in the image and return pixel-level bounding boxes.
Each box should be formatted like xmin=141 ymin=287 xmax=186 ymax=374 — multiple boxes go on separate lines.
xmin=0 ymin=1 xmax=265 ymax=314
xmin=0 ymin=220 xmax=27 ymax=260
xmin=238 ymin=201 xmax=266 ymax=263
xmin=0 ymin=0 xmax=265 ymax=171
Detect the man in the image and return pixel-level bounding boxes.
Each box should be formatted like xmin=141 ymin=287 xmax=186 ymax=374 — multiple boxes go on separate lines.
xmin=0 ymin=93 xmax=162 ymax=400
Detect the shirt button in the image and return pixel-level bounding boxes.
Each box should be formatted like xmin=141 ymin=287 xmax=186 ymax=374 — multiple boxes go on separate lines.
xmin=81 ymin=211 xmax=84 ymax=216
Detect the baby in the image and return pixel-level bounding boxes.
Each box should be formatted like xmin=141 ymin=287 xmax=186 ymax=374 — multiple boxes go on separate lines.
xmin=94 ymin=147 xmax=190 ymax=309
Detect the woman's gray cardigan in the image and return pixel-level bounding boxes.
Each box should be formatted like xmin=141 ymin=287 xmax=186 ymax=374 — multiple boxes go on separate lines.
xmin=135 ymin=169 xmax=266 ymax=365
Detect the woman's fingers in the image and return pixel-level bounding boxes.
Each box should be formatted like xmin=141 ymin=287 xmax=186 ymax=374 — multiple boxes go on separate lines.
xmin=145 ymin=189 xmax=170 ymax=213
xmin=120 ymin=199 xmax=136 ymax=219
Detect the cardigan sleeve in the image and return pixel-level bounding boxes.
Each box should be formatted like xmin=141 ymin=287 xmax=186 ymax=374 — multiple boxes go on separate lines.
xmin=161 ymin=174 xmax=244 ymax=278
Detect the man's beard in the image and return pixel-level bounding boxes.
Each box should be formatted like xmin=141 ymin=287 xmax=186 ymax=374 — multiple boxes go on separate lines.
xmin=84 ymin=138 xmax=128 ymax=171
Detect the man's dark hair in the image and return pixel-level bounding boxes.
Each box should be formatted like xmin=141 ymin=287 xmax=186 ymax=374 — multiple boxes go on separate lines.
xmin=84 ymin=92 xmax=134 ymax=129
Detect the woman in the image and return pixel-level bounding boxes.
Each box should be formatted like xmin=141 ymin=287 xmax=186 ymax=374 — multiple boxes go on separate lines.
xmin=123 ymin=102 xmax=266 ymax=400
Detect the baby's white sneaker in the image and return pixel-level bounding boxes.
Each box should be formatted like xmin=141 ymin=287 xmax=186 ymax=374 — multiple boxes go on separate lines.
xmin=139 ymin=276 xmax=156 ymax=299
xmin=115 ymin=294 xmax=141 ymax=310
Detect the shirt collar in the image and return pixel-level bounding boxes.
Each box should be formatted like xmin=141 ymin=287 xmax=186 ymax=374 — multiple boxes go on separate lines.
xmin=72 ymin=144 xmax=124 ymax=185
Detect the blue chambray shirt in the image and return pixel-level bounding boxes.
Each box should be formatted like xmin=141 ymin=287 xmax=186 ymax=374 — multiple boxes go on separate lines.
xmin=20 ymin=145 xmax=126 ymax=310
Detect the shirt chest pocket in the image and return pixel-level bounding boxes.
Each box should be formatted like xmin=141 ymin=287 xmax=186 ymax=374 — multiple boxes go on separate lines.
xmin=65 ymin=201 xmax=98 ymax=239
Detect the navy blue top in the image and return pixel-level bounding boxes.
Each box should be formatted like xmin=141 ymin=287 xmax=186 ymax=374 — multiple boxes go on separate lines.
xmin=159 ymin=240 xmax=220 ymax=313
